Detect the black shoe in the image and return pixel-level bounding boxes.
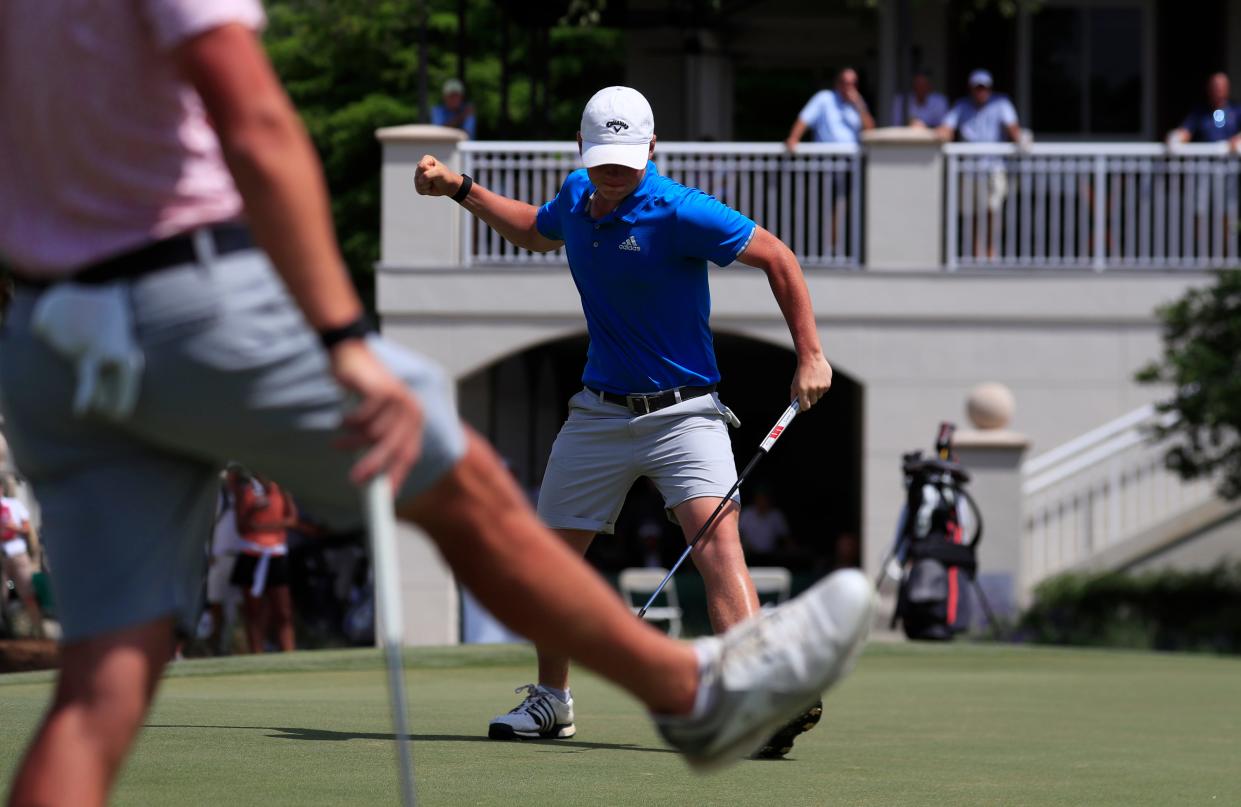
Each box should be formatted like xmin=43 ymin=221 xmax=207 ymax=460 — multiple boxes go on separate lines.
xmin=752 ymin=700 xmax=823 ymax=759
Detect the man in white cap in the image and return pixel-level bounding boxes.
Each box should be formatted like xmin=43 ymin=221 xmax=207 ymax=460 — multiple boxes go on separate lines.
xmin=431 ymin=77 xmax=476 ymax=139
xmin=416 ymin=86 xmax=850 ymax=760
xmin=937 ymin=69 xmax=1024 ymax=258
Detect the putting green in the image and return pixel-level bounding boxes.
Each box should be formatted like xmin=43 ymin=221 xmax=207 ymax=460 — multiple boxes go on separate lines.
xmin=1 ymin=642 xmax=1237 ymax=806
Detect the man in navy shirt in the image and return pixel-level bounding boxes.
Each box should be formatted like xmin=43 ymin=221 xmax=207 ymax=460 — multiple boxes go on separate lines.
xmin=1168 ymin=72 xmax=1241 ymax=148
xmin=416 ymin=86 xmax=843 ymax=759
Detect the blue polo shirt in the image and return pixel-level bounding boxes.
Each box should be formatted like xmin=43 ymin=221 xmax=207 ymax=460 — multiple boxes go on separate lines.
xmin=1180 ymin=104 xmax=1241 ymax=142
xmin=535 ymin=162 xmax=756 ymax=394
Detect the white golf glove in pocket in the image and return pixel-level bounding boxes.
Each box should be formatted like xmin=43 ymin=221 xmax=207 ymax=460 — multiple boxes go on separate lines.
xmin=31 ymin=283 xmax=144 ymax=420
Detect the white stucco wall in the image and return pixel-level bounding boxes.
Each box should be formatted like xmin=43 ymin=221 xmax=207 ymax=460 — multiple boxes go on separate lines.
xmin=379 ymin=266 xmax=1214 ymax=582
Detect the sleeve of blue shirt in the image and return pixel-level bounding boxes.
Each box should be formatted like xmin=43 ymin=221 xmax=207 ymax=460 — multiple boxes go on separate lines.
xmin=1180 ymin=110 xmax=1200 ymax=139
xmin=675 ymin=189 xmax=757 ymax=267
xmin=942 ymin=100 xmax=962 ymax=129
xmin=536 ymin=170 xmax=584 ymax=241
xmin=798 ymin=91 xmax=828 ymax=125
xmin=998 ymin=97 xmax=1018 ymax=127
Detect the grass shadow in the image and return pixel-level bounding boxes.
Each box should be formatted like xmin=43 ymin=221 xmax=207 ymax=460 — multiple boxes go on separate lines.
xmin=144 ymin=724 xmax=675 ymax=754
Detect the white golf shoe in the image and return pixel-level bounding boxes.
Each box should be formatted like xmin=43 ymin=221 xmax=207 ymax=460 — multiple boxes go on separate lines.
xmin=488 ymin=684 xmax=577 ymax=740
xmin=656 ymin=568 xmax=875 ymax=769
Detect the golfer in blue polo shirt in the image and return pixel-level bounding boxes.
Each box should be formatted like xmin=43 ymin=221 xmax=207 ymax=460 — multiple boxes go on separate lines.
xmin=415 ymin=86 xmax=833 ymax=759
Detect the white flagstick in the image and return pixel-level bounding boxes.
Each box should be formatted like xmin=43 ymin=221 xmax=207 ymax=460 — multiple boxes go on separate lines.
xmin=365 ymin=474 xmax=417 ymax=807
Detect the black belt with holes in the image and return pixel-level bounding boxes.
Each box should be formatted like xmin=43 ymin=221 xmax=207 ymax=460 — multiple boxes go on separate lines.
xmin=588 ymin=384 xmax=716 ymax=415
xmin=12 ymin=223 xmax=254 ymax=290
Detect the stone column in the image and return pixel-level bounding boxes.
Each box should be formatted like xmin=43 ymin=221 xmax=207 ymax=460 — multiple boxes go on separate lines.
xmin=374 ymin=124 xmax=465 ymax=645
xmin=953 ymin=382 xmax=1030 ymax=622
xmin=861 ymin=128 xmax=943 ymax=270
xmin=377 ymin=124 xmax=467 ymax=269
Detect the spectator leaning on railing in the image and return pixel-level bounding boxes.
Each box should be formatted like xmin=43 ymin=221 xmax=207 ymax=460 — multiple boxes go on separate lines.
xmin=431 ymin=77 xmax=477 ymax=140
xmin=890 ymin=70 xmax=948 ymax=128
xmin=784 ymin=67 xmax=875 ymax=150
xmin=1167 ymin=72 xmax=1241 ymax=149
xmin=936 ymin=69 xmax=1025 ymax=260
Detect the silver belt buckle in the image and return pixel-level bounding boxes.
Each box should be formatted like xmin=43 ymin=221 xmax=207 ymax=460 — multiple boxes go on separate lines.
xmin=626 ymin=393 xmax=652 ymax=415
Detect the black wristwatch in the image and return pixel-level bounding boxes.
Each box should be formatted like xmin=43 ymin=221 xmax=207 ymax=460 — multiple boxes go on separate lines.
xmin=318 ymin=314 xmax=374 ymax=351
xmin=452 ymin=174 xmax=473 ymax=204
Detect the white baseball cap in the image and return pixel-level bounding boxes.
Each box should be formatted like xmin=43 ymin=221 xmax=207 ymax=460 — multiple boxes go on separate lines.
xmin=968 ymin=69 xmax=994 ymax=88
xmin=579 ymin=86 xmax=654 ymax=170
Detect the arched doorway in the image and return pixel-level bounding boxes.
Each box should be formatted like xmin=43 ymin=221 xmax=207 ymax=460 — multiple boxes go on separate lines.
xmin=456 ymin=331 xmax=863 ymax=636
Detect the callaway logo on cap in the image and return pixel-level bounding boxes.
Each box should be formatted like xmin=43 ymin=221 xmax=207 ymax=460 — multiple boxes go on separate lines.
xmin=580 ymin=86 xmax=654 ymax=170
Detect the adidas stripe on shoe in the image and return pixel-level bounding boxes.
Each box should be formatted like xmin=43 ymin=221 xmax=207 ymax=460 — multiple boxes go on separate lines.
xmin=488 ymin=684 xmax=577 ymax=740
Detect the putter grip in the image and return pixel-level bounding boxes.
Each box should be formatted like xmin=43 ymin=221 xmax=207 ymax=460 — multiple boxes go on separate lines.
xmin=366 ymin=474 xmax=404 ymax=646
xmin=759 ymin=399 xmax=800 ymax=452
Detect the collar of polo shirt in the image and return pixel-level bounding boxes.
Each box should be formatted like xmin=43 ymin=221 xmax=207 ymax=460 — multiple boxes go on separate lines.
xmin=574 ymin=161 xmax=661 ymax=223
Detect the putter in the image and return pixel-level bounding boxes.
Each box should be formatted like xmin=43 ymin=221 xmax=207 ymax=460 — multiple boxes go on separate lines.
xmin=638 ymin=398 xmax=801 ymax=618
xmin=364 ymin=474 xmax=418 ymax=807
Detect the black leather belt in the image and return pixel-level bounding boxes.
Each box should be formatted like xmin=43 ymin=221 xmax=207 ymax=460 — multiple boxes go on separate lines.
xmin=588 ymin=384 xmax=716 ymax=415
xmin=13 ymin=223 xmax=254 ymax=289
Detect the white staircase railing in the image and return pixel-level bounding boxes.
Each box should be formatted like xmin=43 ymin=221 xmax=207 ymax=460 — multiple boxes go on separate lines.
xmin=1020 ymin=404 xmax=1215 ymax=589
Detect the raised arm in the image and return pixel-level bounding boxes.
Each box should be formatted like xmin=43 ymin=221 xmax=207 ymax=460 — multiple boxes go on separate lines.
xmin=176 ymin=23 xmax=422 ymax=489
xmin=415 ymin=156 xmax=562 ymax=253
xmin=735 ymin=227 xmax=832 ymax=411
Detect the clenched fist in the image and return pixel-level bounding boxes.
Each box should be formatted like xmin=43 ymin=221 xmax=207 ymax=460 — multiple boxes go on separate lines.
xmin=414 ymin=155 xmax=465 ymax=197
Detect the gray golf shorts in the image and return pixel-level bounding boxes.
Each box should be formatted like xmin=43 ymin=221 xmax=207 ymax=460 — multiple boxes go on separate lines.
xmin=536 ymin=387 xmax=740 ymax=535
xmin=0 ymin=249 xmax=466 ymax=642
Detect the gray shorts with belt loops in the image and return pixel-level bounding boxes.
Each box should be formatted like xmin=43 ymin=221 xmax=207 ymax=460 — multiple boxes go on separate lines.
xmin=0 ymin=248 xmax=466 ymax=642
xmin=536 ymin=387 xmax=741 ymax=535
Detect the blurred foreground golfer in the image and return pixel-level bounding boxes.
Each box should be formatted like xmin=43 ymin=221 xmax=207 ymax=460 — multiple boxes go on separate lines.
xmin=0 ymin=4 xmax=874 ymax=804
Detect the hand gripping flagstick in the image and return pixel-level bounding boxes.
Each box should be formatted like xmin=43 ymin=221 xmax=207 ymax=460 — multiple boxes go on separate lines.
xmin=638 ymin=399 xmax=802 ymax=619
xmin=364 ymin=474 xmax=418 ymax=807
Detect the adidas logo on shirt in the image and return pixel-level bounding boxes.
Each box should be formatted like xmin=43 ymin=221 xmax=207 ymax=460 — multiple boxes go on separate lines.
xmin=618 ymin=235 xmax=641 ymax=252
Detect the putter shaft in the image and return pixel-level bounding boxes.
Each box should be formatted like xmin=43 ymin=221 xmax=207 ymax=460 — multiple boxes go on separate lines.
xmin=637 ymin=400 xmax=800 ymax=618
xmin=366 ymin=475 xmax=418 ymax=807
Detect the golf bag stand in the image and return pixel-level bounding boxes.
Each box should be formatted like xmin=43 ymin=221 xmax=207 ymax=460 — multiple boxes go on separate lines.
xmin=878 ymin=423 xmax=1000 ymax=640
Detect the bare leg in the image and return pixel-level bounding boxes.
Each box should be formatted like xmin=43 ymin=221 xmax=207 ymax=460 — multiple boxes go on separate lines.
xmin=268 ymin=586 xmax=296 ymax=652
xmin=535 ymin=529 xmax=594 ymax=691
xmin=673 ymin=497 xmax=759 ymax=633
xmin=241 ymin=592 xmax=266 ymax=654
xmin=7 ymin=618 xmax=174 ymax=807
xmin=400 ymin=431 xmax=698 ymax=715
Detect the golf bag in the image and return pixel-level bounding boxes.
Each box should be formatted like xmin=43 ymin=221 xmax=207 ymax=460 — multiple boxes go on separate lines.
xmin=883 ymin=423 xmax=996 ymax=640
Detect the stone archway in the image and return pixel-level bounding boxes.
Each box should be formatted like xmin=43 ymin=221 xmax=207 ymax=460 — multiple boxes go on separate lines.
xmin=456 ymin=331 xmax=865 ymax=579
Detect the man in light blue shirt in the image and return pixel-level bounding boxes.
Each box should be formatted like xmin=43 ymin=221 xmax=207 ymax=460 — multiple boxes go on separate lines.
xmin=938 ymin=70 xmax=1024 ymax=259
xmin=785 ymin=68 xmax=875 ymax=149
xmin=890 ymin=71 xmax=949 ymax=127
xmin=937 ymin=69 xmax=1022 ymax=145
xmin=431 ymin=77 xmax=477 ymax=139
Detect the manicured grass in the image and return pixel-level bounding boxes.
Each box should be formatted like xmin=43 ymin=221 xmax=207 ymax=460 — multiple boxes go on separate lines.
xmin=1 ymin=642 xmax=1238 ymax=806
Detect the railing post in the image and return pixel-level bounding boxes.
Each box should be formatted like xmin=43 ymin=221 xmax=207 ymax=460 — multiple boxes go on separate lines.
xmin=376 ymin=124 xmax=467 ymax=269
xmin=861 ymin=128 xmax=944 ymax=270
xmin=954 ymin=382 xmax=1031 ymax=616
xmin=1093 ymin=153 xmax=1107 ymax=271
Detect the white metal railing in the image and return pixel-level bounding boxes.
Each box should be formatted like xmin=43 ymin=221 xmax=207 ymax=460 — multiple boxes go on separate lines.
xmin=945 ymin=142 xmax=1241 ymax=270
xmin=459 ymin=141 xmax=861 ymax=268
xmin=1020 ymin=404 xmax=1215 ymax=589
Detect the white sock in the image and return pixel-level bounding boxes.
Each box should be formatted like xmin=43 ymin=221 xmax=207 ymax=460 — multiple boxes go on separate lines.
xmin=541 ymin=685 xmax=570 ymax=703
xmin=689 ymin=644 xmax=717 ymax=720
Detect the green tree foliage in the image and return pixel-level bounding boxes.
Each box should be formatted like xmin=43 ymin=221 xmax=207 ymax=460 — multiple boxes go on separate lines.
xmin=1137 ymin=270 xmax=1241 ymax=499
xmin=264 ymin=1 xmax=622 ymax=306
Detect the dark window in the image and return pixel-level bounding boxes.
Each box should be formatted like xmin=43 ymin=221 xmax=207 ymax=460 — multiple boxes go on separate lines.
xmin=1030 ymin=5 xmax=1144 ymax=136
